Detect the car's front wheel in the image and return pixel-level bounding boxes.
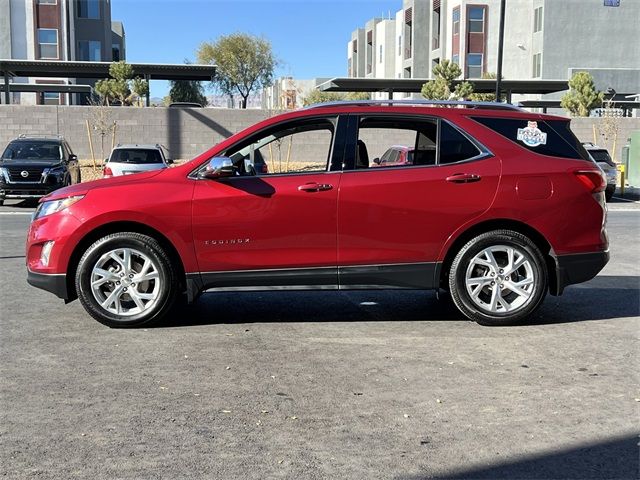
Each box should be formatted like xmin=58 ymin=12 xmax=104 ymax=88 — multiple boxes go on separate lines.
xmin=449 ymin=230 xmax=548 ymax=326
xmin=75 ymin=232 xmax=177 ymax=328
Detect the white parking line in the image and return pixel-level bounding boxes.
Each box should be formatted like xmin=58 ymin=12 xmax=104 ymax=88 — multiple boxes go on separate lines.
xmin=0 ymin=212 xmax=33 ymax=215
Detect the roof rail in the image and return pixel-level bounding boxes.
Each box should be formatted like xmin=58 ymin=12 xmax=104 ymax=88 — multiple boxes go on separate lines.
xmin=304 ymin=99 xmax=524 ymax=111
xmin=17 ymin=133 xmax=64 ymax=140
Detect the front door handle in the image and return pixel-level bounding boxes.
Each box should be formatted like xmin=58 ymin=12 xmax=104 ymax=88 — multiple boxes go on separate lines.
xmin=298 ymin=182 xmax=333 ymax=192
xmin=446 ymin=173 xmax=482 ymax=184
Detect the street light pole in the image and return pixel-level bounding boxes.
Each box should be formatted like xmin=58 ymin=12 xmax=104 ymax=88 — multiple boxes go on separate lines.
xmin=495 ymin=0 xmax=506 ymax=100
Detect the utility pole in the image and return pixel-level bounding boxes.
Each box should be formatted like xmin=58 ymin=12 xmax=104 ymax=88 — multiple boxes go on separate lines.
xmin=495 ymin=0 xmax=506 ymax=100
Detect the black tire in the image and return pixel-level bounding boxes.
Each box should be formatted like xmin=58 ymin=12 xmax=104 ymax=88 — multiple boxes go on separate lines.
xmin=605 ymin=186 xmax=614 ymax=202
xmin=75 ymin=232 xmax=178 ymax=328
xmin=448 ymin=229 xmax=548 ymax=326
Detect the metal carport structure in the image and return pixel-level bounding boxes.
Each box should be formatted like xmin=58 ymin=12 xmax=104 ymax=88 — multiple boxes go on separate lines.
xmin=0 ymin=59 xmax=217 ymax=106
xmin=317 ymin=77 xmax=570 ymax=103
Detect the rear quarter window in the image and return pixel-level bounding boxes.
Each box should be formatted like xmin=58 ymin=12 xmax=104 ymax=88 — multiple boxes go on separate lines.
xmin=471 ymin=117 xmax=590 ymax=160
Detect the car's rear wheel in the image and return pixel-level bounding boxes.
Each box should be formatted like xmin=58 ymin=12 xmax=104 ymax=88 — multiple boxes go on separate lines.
xmin=605 ymin=185 xmax=615 ymax=202
xmin=75 ymin=232 xmax=177 ymax=328
xmin=449 ymin=230 xmax=548 ymax=326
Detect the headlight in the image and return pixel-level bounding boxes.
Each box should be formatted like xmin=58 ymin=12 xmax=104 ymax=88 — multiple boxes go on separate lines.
xmin=45 ymin=165 xmax=65 ymax=178
xmin=33 ymin=195 xmax=84 ymax=220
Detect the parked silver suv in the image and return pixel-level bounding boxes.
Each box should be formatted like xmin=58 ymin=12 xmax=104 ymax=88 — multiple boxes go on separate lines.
xmin=583 ymin=142 xmax=617 ymax=201
xmin=103 ymin=144 xmax=173 ymax=177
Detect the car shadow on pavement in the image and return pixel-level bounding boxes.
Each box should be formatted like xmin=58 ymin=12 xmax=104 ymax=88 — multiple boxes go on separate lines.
xmin=0 ymin=199 xmax=38 ymax=209
xmin=526 ymin=275 xmax=640 ymax=326
xmin=397 ymin=433 xmax=639 ymax=480
xmin=154 ymin=275 xmax=639 ymax=328
xmin=155 ymin=289 xmax=465 ymax=328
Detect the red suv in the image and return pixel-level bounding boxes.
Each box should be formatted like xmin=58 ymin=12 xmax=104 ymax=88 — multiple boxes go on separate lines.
xmin=26 ymin=101 xmax=609 ymax=327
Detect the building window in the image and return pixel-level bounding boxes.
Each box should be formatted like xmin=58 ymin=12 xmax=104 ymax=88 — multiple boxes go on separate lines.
xmin=42 ymin=92 xmax=61 ymax=105
xmin=466 ymin=53 xmax=483 ymax=78
xmin=366 ymin=30 xmax=373 ymax=74
xmin=79 ymin=40 xmax=101 ymax=61
xmin=37 ymin=0 xmax=57 ymax=4
xmin=404 ymin=7 xmax=412 ymax=59
xmin=468 ymin=6 xmax=485 ymax=33
xmin=37 ymin=29 xmax=58 ymax=59
xmin=534 ymin=6 xmax=543 ymax=33
xmin=379 ymin=44 xmax=383 ymax=63
xmin=112 ymin=43 xmax=121 ymax=61
xmin=452 ymin=54 xmax=460 ymax=66
xmin=432 ymin=8 xmax=441 ymax=49
xmin=453 ymin=7 xmax=460 ymax=35
xmin=77 ymin=0 xmax=100 ymax=19
xmin=532 ymin=52 xmax=542 ymax=77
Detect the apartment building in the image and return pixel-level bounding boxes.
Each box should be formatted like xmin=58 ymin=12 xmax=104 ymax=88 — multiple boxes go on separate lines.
xmin=348 ymin=0 xmax=640 ymax=100
xmin=0 ymin=0 xmax=126 ymax=105
xmin=262 ymin=77 xmax=331 ymax=110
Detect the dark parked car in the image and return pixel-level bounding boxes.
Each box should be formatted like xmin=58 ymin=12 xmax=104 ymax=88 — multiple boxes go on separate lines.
xmin=0 ymin=135 xmax=80 ymax=205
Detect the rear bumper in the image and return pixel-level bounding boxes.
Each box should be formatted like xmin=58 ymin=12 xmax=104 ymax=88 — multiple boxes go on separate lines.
xmin=27 ymin=269 xmax=69 ymax=300
xmin=551 ymin=250 xmax=609 ymax=295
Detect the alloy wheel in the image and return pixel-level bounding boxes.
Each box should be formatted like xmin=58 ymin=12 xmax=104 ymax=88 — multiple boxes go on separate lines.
xmin=90 ymin=247 xmax=161 ymax=316
xmin=464 ymin=244 xmax=536 ymax=314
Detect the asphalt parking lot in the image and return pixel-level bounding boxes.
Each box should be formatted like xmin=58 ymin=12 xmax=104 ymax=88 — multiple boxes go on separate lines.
xmin=1 ymin=199 xmax=638 ymax=480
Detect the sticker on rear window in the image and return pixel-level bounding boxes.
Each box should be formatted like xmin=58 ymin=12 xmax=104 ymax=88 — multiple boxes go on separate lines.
xmin=517 ymin=121 xmax=547 ymax=147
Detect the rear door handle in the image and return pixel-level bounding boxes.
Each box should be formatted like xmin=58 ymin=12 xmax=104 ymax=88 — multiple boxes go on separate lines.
xmin=446 ymin=173 xmax=482 ymax=184
xmin=298 ymin=182 xmax=333 ymax=192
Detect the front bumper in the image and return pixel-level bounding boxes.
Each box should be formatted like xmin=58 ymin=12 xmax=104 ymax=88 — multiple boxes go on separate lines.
xmin=27 ymin=269 xmax=69 ymax=300
xmin=551 ymin=250 xmax=610 ymax=295
xmin=1 ymin=182 xmax=61 ymax=199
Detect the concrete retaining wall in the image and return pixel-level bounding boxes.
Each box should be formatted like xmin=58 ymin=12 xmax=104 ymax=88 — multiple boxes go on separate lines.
xmin=0 ymin=105 xmax=272 ymax=160
xmin=0 ymin=105 xmax=638 ymax=163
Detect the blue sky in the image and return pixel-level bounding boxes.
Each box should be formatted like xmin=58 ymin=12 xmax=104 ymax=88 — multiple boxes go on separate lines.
xmin=111 ymin=0 xmax=399 ymax=98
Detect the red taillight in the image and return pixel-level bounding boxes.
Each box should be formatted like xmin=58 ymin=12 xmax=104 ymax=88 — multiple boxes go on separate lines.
xmin=574 ymin=170 xmax=606 ymax=193
xmin=103 ymin=166 xmax=113 ymax=177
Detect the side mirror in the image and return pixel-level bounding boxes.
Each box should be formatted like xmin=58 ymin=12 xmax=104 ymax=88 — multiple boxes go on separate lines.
xmin=69 ymin=154 xmax=77 ymax=162
xmin=200 ymin=157 xmax=234 ymax=179
xmin=373 ymin=157 xmax=381 ymax=165
xmin=166 ymin=158 xmax=174 ymax=164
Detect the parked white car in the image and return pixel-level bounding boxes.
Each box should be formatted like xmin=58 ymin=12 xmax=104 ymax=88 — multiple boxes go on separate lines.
xmin=103 ymin=144 xmax=173 ymax=177
xmin=582 ymin=142 xmax=617 ymax=201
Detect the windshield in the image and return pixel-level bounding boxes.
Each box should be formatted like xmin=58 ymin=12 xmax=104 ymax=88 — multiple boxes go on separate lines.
xmin=109 ymin=149 xmax=163 ymax=164
xmin=1 ymin=141 xmax=63 ymax=161
xmin=589 ymin=149 xmax=614 ymax=164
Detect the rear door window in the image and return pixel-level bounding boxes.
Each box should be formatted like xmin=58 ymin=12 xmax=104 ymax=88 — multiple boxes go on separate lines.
xmin=350 ymin=116 xmax=485 ymax=170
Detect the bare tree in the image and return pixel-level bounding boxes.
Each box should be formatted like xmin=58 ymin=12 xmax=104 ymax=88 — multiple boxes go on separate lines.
xmin=87 ymin=100 xmax=117 ymax=168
